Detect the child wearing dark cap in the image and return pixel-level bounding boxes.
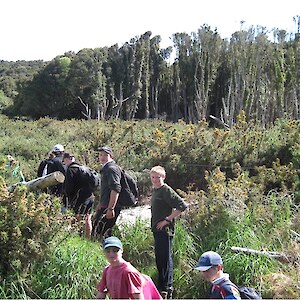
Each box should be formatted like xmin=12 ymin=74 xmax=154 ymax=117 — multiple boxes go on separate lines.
xmin=96 ymin=236 xmax=162 ymax=300
xmin=195 ymin=251 xmax=241 ymax=299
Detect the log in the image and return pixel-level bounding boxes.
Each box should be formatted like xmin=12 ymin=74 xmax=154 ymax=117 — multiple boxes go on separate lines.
xmin=231 ymin=246 xmax=290 ymax=262
xmin=8 ymin=171 xmax=65 ymax=192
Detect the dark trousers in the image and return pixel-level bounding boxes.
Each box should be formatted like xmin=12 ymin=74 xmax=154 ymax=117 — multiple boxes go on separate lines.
xmin=153 ymin=230 xmax=174 ymax=291
xmin=92 ymin=207 xmax=121 ymax=239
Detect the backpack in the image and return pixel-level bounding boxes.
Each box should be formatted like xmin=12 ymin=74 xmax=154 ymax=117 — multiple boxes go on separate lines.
xmin=72 ymin=164 xmax=101 ymax=193
xmin=117 ymin=169 xmax=139 ymax=207
xmin=220 ymin=280 xmax=262 ymax=300
xmin=37 ymin=159 xmax=54 ymax=177
xmin=238 ymin=287 xmax=262 ymax=299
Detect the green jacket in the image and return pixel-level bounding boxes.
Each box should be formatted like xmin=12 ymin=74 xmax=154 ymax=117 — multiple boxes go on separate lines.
xmin=151 ymin=183 xmax=187 ymax=232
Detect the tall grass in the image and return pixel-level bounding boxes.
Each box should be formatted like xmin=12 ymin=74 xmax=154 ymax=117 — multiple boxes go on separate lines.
xmin=28 ymin=235 xmax=106 ymax=299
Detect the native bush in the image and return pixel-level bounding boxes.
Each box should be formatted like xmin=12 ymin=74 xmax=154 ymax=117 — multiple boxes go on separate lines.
xmin=0 ymin=177 xmax=67 ymax=282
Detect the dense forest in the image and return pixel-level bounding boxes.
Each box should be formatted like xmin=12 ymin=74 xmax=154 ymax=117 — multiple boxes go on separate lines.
xmin=1 ymin=19 xmax=300 ymax=127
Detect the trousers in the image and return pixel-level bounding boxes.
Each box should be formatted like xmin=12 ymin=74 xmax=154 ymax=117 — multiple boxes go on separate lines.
xmin=153 ymin=230 xmax=174 ymax=291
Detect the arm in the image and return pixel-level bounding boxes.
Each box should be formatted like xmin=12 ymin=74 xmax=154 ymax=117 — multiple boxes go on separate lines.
xmin=105 ymin=190 xmax=119 ymax=219
xmin=105 ymin=166 xmax=121 ymax=219
xmin=156 ymin=185 xmax=188 ymax=230
xmin=156 ymin=209 xmax=182 ymax=230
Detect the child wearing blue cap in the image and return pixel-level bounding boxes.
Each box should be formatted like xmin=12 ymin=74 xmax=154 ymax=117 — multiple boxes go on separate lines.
xmin=195 ymin=251 xmax=241 ymax=299
xmin=96 ymin=236 xmax=162 ymax=300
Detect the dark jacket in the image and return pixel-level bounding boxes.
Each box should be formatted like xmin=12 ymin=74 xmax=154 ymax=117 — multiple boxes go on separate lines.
xmin=210 ymin=278 xmax=241 ymax=299
xmin=100 ymin=161 xmax=122 ymax=207
xmin=151 ymin=183 xmax=188 ymax=232
xmin=64 ymin=162 xmax=94 ymax=209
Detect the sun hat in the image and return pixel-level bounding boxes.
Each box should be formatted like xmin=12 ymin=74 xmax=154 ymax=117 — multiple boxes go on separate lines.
xmin=194 ymin=251 xmax=223 ymax=271
xmin=103 ymin=236 xmax=123 ymax=250
xmin=99 ymin=146 xmax=113 ymax=156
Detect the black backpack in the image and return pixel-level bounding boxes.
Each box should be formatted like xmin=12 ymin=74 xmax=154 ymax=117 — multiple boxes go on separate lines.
xmin=117 ymin=169 xmax=139 ymax=207
xmin=37 ymin=159 xmax=54 ymax=177
xmin=220 ymin=279 xmax=262 ymax=300
xmin=72 ymin=164 xmax=101 ymax=193
xmin=238 ymin=287 xmax=262 ymax=299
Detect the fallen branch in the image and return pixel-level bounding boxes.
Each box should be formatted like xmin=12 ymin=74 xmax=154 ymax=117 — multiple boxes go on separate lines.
xmin=231 ymin=246 xmax=290 ymax=262
xmin=290 ymin=230 xmax=300 ymax=242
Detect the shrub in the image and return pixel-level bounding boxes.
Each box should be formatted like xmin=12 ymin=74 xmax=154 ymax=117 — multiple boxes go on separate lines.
xmin=0 ymin=177 xmax=67 ymax=281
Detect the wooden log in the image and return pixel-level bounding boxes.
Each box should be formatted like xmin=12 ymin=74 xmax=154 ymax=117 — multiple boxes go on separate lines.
xmin=231 ymin=246 xmax=290 ymax=262
xmin=8 ymin=171 xmax=65 ymax=192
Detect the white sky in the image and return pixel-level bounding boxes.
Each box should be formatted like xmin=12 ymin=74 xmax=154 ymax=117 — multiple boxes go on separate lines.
xmin=0 ymin=0 xmax=299 ymax=61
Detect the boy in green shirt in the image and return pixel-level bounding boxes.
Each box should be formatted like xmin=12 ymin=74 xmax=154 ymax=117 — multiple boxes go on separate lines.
xmin=150 ymin=165 xmax=188 ymax=299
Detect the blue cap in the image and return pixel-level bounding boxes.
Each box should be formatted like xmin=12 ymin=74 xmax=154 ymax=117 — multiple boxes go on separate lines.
xmin=103 ymin=236 xmax=123 ymax=249
xmin=195 ymin=251 xmax=223 ymax=271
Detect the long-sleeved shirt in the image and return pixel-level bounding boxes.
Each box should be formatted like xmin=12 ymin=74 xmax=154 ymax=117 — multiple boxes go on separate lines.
xmin=151 ymin=183 xmax=187 ymax=232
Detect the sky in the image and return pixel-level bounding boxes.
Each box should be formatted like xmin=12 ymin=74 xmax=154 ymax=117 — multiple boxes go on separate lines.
xmin=1 ymin=0 xmax=299 ymax=62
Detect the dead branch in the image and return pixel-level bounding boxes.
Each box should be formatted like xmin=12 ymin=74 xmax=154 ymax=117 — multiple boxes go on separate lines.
xmin=290 ymin=230 xmax=300 ymax=242
xmin=78 ymin=96 xmax=91 ymax=120
xmin=231 ymin=246 xmax=290 ymax=262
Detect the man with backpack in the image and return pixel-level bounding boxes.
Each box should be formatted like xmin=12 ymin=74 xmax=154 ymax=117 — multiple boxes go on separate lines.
xmin=195 ymin=251 xmax=262 ymax=299
xmin=37 ymin=144 xmax=66 ymax=197
xmin=92 ymin=146 xmax=122 ymax=240
xmin=63 ymin=152 xmax=95 ymax=239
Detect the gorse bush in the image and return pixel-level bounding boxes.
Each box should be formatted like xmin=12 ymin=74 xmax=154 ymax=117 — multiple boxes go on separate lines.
xmin=0 ymin=114 xmax=299 ymax=196
xmin=0 ymin=114 xmax=299 ymax=298
xmin=0 ymin=176 xmax=67 ymax=282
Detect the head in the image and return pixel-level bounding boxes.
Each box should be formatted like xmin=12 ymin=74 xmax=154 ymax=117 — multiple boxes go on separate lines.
xmin=98 ymin=146 xmax=113 ymax=165
xmin=195 ymin=251 xmax=224 ymax=283
xmin=52 ymin=144 xmax=65 ymax=157
xmin=150 ymin=165 xmax=166 ymax=188
xmin=62 ymin=152 xmax=75 ymax=166
xmin=102 ymin=236 xmax=123 ymax=265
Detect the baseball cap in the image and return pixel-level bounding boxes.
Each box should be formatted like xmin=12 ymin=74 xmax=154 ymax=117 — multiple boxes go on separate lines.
xmin=194 ymin=251 xmax=223 ymax=271
xmin=99 ymin=146 xmax=113 ymax=155
xmin=52 ymin=144 xmax=64 ymax=152
xmin=103 ymin=236 xmax=123 ymax=250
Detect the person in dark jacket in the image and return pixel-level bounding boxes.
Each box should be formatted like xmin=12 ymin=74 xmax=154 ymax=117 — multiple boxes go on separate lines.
xmin=37 ymin=144 xmax=66 ymax=197
xmin=92 ymin=146 xmax=122 ymax=240
xmin=194 ymin=251 xmax=241 ymax=300
xmin=150 ymin=165 xmax=188 ymax=299
xmin=63 ymin=152 xmax=95 ymax=239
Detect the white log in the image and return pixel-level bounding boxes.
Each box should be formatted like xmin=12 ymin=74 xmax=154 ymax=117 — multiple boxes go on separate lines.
xmin=231 ymin=246 xmax=289 ymax=262
xmin=8 ymin=171 xmax=65 ymax=192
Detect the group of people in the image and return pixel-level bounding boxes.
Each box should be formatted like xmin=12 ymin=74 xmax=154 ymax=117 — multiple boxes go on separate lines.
xmin=37 ymin=144 xmax=245 ymax=299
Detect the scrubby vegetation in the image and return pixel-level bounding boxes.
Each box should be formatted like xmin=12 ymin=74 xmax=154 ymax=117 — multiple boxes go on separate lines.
xmin=0 ymin=114 xmax=299 ymax=298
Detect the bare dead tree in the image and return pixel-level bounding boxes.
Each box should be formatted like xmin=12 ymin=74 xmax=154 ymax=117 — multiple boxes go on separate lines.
xmin=78 ymin=96 xmax=91 ymax=120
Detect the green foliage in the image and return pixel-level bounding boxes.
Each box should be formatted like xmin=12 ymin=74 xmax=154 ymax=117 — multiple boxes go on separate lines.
xmin=28 ymin=236 xmax=106 ymax=299
xmin=0 ymin=116 xmax=299 ymax=298
xmin=0 ymin=177 xmax=66 ymax=282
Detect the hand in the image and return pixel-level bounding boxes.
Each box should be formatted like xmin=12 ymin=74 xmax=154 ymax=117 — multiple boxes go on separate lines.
xmin=156 ymin=220 xmax=168 ymax=230
xmin=105 ymin=209 xmax=115 ymax=219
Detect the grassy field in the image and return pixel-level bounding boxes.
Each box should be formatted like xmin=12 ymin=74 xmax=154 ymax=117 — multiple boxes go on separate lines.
xmin=0 ymin=115 xmax=299 ymax=298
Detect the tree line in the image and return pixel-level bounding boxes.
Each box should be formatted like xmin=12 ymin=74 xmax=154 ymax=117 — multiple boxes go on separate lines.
xmin=1 ymin=20 xmax=300 ymax=127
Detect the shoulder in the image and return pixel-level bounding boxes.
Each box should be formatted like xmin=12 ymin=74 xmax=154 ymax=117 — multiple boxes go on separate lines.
xmin=106 ymin=162 xmax=121 ymax=174
xmin=220 ymin=280 xmax=241 ymax=299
